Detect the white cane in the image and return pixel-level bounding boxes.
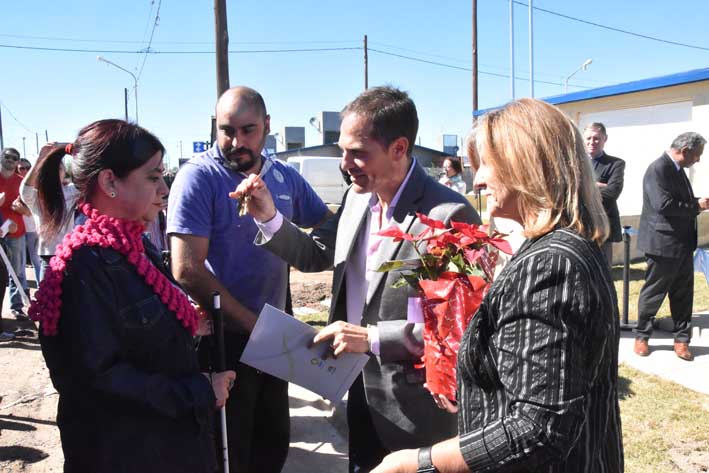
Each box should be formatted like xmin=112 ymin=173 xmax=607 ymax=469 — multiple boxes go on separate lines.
xmin=213 ymin=292 xmax=230 ymax=473
xmin=0 ymin=239 xmax=31 ymax=307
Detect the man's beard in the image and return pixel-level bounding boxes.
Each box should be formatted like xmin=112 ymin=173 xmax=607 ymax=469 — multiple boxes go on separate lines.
xmin=222 ymin=147 xmax=259 ymax=173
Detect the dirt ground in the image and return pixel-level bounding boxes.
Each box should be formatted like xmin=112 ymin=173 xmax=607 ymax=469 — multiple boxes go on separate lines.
xmin=0 ymin=268 xmax=333 ymax=472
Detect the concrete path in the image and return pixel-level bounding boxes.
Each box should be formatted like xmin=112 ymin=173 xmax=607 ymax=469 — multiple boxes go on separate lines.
xmin=282 ymin=385 xmax=348 ymax=473
xmin=618 ymin=311 xmax=709 ymax=394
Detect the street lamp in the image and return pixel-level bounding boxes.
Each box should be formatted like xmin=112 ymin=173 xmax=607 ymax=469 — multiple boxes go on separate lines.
xmin=563 ymin=58 xmax=592 ymax=94
xmin=97 ymin=56 xmax=139 ymax=123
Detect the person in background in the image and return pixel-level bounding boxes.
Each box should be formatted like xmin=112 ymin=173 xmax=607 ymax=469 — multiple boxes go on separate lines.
xmin=29 ymin=121 xmax=235 ymax=473
xmin=634 ymin=132 xmax=709 ymax=361
xmin=168 ymin=86 xmax=330 ymax=473
xmin=0 ymin=239 xmax=12 ymax=341
xmin=16 ymin=158 xmax=42 ymax=285
xmin=21 ymin=155 xmax=80 ymax=281
xmin=372 ymin=98 xmax=623 ymax=473
xmin=0 ymin=147 xmax=28 ymax=320
xmin=583 ymin=122 xmax=625 ymax=266
xmin=439 ymin=157 xmax=467 ymax=195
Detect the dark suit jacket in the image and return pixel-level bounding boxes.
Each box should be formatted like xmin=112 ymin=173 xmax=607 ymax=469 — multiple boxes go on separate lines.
xmin=257 ymin=162 xmax=480 ymax=450
xmin=592 ymin=153 xmax=625 ymax=242
xmin=637 ymin=153 xmax=700 ymax=257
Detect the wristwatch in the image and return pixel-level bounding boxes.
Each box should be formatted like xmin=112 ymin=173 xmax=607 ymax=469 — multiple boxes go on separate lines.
xmin=417 ymin=446 xmax=438 ymax=473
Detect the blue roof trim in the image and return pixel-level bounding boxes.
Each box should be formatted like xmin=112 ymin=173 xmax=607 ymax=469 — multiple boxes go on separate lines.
xmin=473 ymin=67 xmax=709 ymax=117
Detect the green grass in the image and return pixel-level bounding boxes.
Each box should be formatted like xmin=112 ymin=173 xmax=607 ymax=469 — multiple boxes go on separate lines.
xmin=611 ymin=263 xmax=709 ymax=322
xmin=619 ymin=364 xmax=709 ymax=472
xmin=296 ymin=311 xmax=329 ymax=328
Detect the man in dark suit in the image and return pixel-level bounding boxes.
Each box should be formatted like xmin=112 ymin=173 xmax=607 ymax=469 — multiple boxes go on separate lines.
xmin=635 ymin=132 xmax=709 ymax=361
xmin=235 ymin=86 xmax=480 ymax=472
xmin=584 ymin=122 xmax=625 ymax=265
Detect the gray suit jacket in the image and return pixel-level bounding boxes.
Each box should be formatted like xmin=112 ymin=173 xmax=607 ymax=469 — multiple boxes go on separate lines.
xmin=257 ymin=162 xmax=480 ymax=450
xmin=638 ymin=153 xmax=700 ymax=258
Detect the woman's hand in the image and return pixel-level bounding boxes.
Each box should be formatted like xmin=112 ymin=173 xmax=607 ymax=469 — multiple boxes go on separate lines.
xmin=426 ymin=384 xmax=459 ymax=414
xmin=210 ymin=371 xmax=236 ymax=408
xmin=371 ymin=449 xmax=418 ymax=473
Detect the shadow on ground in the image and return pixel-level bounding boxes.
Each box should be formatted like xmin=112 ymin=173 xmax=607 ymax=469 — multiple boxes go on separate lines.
xmin=0 ymin=446 xmax=48 ymax=463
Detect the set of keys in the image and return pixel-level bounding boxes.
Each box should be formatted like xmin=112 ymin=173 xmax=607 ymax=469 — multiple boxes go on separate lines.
xmin=236 ymin=193 xmax=251 ymax=217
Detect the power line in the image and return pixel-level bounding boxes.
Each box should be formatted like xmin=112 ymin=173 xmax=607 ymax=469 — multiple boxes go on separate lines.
xmin=0 ymin=33 xmax=360 ymax=46
xmin=0 ymin=43 xmax=361 ymax=54
xmin=511 ymin=0 xmax=709 ymax=52
xmin=369 ymin=41 xmax=613 ymax=86
xmin=137 ymin=0 xmax=162 ymax=81
xmin=368 ymin=48 xmax=592 ymax=89
xmin=0 ymin=101 xmax=39 ymax=135
xmin=135 ymin=0 xmax=157 ymax=73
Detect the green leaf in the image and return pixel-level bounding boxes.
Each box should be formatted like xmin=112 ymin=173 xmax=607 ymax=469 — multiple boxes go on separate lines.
xmin=376 ymin=260 xmax=407 ymax=273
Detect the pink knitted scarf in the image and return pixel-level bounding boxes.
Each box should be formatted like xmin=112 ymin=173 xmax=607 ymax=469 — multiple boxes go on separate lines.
xmin=29 ymin=203 xmax=199 ymax=336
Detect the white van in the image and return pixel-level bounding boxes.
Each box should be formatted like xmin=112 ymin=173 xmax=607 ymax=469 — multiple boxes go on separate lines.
xmin=287 ymin=156 xmax=348 ymax=205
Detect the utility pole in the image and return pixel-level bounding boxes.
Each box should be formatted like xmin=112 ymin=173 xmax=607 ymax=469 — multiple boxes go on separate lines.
xmin=35 ymin=133 xmax=39 ymax=155
xmin=214 ymin=0 xmax=230 ymax=98
xmin=45 ymin=130 xmax=49 ymax=142
xmin=22 ymin=137 xmax=26 ymax=158
xmin=364 ymin=34 xmax=369 ymax=90
xmin=472 ymin=0 xmax=478 ymax=122
xmin=509 ymin=0 xmax=515 ymax=100
xmin=0 ymin=106 xmax=4 ymax=149
xmin=529 ymin=0 xmax=534 ymax=97
xmin=124 ymin=88 xmax=129 ymax=121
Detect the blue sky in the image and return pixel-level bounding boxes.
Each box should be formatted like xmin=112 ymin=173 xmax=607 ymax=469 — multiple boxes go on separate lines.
xmin=1 ymin=0 xmax=708 ymax=169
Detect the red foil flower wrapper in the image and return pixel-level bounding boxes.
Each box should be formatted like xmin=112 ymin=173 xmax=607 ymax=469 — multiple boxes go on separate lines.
xmin=376 ymin=213 xmax=511 ymax=402
xmin=419 ymin=272 xmax=487 ymax=402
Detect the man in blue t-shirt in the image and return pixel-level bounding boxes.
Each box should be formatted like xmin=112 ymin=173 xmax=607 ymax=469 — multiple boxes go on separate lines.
xmin=167 ymin=86 xmax=330 ymax=473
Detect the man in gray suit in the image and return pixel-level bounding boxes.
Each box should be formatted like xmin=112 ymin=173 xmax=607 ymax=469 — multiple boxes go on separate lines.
xmin=234 ymin=86 xmax=480 ymax=472
xmin=635 ymin=132 xmax=709 ymax=361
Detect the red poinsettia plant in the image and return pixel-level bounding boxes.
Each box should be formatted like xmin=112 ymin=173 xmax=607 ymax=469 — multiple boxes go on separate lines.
xmin=376 ymin=213 xmax=512 ymax=402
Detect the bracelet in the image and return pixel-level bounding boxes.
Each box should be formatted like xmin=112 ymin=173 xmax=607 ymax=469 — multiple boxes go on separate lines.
xmin=417 ymin=446 xmax=437 ymax=473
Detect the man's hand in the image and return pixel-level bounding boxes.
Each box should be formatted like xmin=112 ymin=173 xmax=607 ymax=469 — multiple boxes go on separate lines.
xmin=371 ymin=449 xmax=418 ymax=473
xmin=228 ymin=173 xmax=277 ymax=222
xmin=312 ymin=320 xmax=369 ymax=357
xmin=699 ymin=197 xmax=709 ymax=210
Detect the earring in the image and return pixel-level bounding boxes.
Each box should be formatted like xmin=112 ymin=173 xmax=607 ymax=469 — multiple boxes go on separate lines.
xmin=109 ymin=191 xmax=117 ymax=198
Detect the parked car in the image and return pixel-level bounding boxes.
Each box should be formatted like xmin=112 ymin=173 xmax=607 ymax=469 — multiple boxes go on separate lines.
xmin=287 ymin=156 xmax=348 ymax=205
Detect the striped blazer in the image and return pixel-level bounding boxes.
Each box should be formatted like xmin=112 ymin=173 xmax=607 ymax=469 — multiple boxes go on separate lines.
xmin=457 ymin=229 xmax=624 ymax=472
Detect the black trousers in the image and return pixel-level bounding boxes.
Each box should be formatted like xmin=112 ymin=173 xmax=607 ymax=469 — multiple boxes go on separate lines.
xmin=636 ymin=251 xmax=693 ymax=343
xmin=200 ymin=333 xmax=290 ymax=473
xmin=347 ymin=375 xmax=390 ymax=473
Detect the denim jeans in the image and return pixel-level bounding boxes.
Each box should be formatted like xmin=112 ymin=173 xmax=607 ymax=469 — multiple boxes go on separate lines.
xmin=4 ymin=235 xmax=27 ymax=311
xmin=25 ymin=231 xmax=42 ymax=286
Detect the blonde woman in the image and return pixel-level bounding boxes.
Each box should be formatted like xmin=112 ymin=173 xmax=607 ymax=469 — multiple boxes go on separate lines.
xmin=373 ymin=98 xmax=623 ymax=473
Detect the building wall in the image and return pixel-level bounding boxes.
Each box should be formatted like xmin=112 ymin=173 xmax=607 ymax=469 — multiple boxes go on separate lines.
xmin=555 ymin=80 xmax=709 ymax=254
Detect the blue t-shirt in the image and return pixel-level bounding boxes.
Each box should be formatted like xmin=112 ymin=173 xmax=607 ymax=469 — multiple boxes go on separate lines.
xmin=167 ymin=144 xmax=328 ymax=314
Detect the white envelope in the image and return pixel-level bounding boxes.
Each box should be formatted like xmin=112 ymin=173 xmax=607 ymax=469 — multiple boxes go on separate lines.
xmin=240 ymin=304 xmax=370 ymax=402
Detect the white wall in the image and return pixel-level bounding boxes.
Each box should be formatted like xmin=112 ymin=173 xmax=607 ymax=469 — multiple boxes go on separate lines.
xmin=578 ymin=100 xmax=708 ymax=216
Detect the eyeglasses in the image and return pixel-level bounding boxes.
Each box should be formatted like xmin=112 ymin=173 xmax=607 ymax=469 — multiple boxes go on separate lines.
xmin=4 ymin=155 xmax=20 ymax=161
xmin=18 ymin=166 xmax=30 ymax=171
